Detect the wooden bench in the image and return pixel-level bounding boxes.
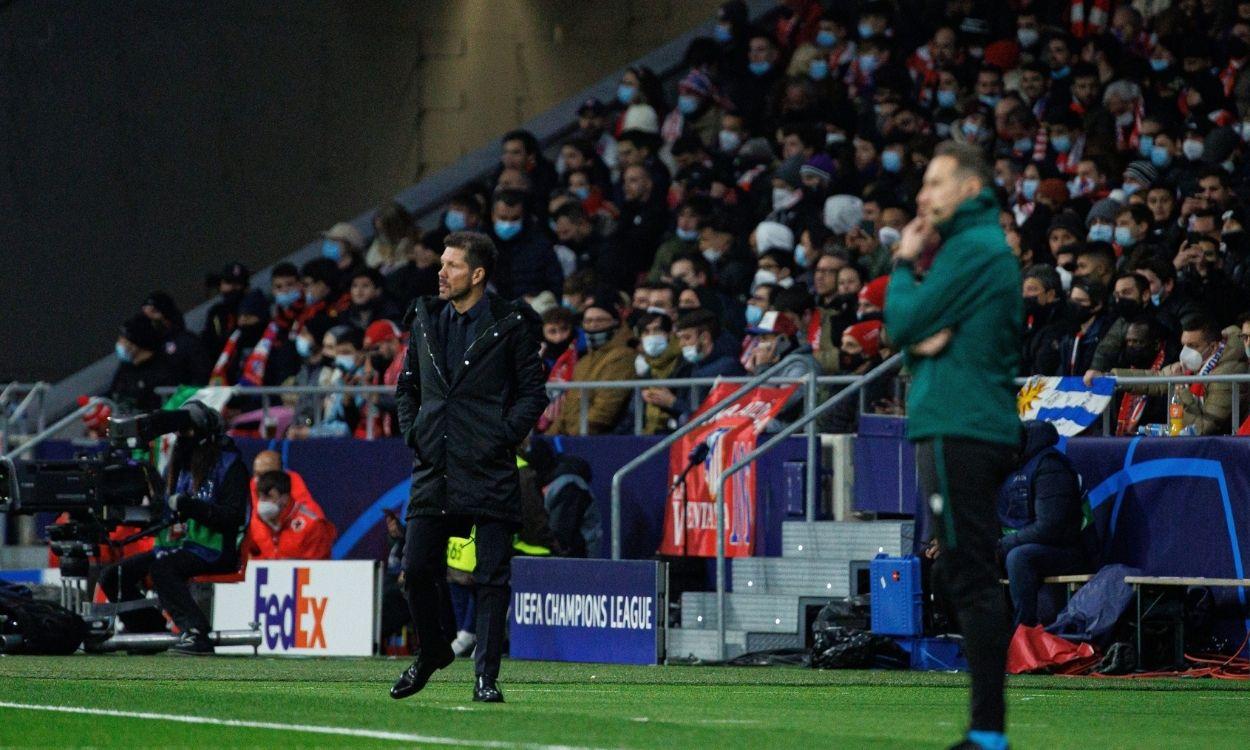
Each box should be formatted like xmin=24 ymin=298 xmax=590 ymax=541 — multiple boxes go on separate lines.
xmin=1123 ymin=576 xmax=1250 ymax=669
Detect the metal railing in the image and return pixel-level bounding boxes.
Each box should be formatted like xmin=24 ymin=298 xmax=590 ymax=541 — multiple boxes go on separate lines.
xmin=0 ymin=382 xmax=50 ymax=451
xmin=1 ymin=397 xmax=116 ymax=463
xmin=709 ymin=353 xmax=905 ymax=661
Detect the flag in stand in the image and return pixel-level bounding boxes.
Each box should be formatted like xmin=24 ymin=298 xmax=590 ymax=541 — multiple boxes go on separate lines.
xmin=1017 ymin=376 xmax=1114 ymax=436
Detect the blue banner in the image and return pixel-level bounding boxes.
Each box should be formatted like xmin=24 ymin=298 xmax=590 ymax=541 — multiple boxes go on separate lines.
xmin=509 ymin=557 xmax=662 ymax=665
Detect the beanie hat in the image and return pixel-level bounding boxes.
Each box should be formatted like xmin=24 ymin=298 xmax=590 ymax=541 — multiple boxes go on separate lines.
xmin=678 ymin=69 xmax=714 ymax=98
xmin=120 ymin=314 xmax=163 ymax=352
xmin=1085 ymin=197 xmax=1123 ymax=227
xmin=142 ymin=291 xmax=184 ymax=329
xmin=622 ymin=104 xmax=660 ymax=134
xmin=1123 ymin=160 xmax=1159 ymax=187
xmin=800 ymin=153 xmax=835 ymax=183
xmin=1048 ymin=211 xmax=1086 ymax=239
xmin=775 ymin=155 xmax=804 ymax=189
xmin=364 ymin=319 xmax=401 ymax=348
xmin=219 ymin=261 xmax=250 ymax=285
xmin=858 ymin=275 xmax=889 ymax=309
xmin=843 ymin=320 xmax=883 ymax=358
xmin=736 ymin=137 xmax=776 ymax=167
xmin=754 ymin=221 xmax=795 ymax=254
xmin=322 ymin=222 xmax=365 ymax=252
xmin=239 ymin=289 xmax=272 ymax=319
xmin=823 ymin=195 xmax=865 ymax=234
xmin=1036 ymin=178 xmax=1070 ymax=206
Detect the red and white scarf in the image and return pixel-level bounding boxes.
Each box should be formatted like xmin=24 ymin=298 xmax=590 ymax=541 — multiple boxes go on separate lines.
xmin=537 ymin=347 xmax=578 ymax=432
xmin=1189 ymin=342 xmax=1225 ymax=400
xmin=1069 ymin=0 xmax=1112 ymax=38
xmin=1115 ymin=345 xmax=1166 ymax=435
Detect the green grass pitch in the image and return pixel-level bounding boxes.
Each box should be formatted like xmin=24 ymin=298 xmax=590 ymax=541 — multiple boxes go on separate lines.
xmin=0 ymin=656 xmax=1247 ymax=748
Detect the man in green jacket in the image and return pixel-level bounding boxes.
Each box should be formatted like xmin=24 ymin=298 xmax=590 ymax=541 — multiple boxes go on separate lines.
xmin=885 ymin=141 xmax=1022 ymax=750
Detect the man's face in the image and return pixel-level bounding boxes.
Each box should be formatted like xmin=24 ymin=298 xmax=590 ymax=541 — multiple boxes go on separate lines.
xmin=1047 ymin=38 xmax=1071 ymax=68
xmin=1022 ymin=277 xmax=1056 ymax=305
xmin=333 ymin=341 xmax=362 ymax=368
xmin=260 ymin=484 xmax=292 ymax=515
xmin=320 ymin=333 xmax=337 ymax=361
xmin=616 ymin=140 xmax=641 ymax=168
xmin=1072 ymin=76 xmax=1100 ymax=107
xmin=578 ymin=113 xmax=605 ymax=137
xmin=748 ymin=37 xmax=775 ymax=64
xmin=675 ymin=327 xmax=708 ymax=354
xmin=781 ymin=133 xmax=805 ymax=160
xmin=623 ymin=166 xmax=651 ymax=202
xmin=501 ymin=138 xmax=528 ymax=170
xmin=932 ymin=27 xmax=957 ymax=65
xmin=676 ymin=208 xmax=699 ymax=234
xmin=975 ymin=71 xmax=1002 ymax=97
xmin=836 ymin=267 xmax=863 ymax=296
xmin=670 ymin=259 xmax=696 ymax=286
xmin=917 ymin=155 xmax=980 ymax=224
xmin=1076 ymin=159 xmax=1102 ymax=187
xmin=496 ymin=168 xmax=529 ymax=192
xmin=1020 ymin=70 xmax=1046 ymax=100
xmin=554 ymin=216 xmax=587 ymax=244
xmin=642 ymin=317 xmax=669 ymax=338
xmin=1137 ymin=268 xmax=1164 ymax=297
xmin=492 ymin=200 xmax=524 ymax=226
xmin=839 ymin=333 xmax=863 ymax=357
xmin=1147 ymin=189 xmax=1175 ymax=222
xmin=349 ymin=277 xmax=379 ymax=306
xmin=1198 ymin=176 xmax=1229 ymax=207
xmin=1191 ymin=215 xmax=1217 ymax=236
xmin=543 ymin=322 xmax=571 ymax=346
xmin=1114 ymin=213 xmax=1144 ymax=241
xmin=581 ymin=307 xmax=615 ymax=335
xmin=813 ymin=256 xmax=840 ymax=295
xmin=1075 ymin=254 xmax=1109 ymax=284
xmin=1114 ymin=276 xmax=1147 ymax=303
xmin=648 ymin=289 xmax=676 ymax=319
xmin=1180 ymin=329 xmax=1215 ymax=359
xmin=561 ymin=145 xmax=587 ymax=173
xmin=271 ymin=275 xmax=300 ymax=299
xmin=438 ymin=246 xmax=480 ymax=301
xmin=1049 ymin=228 xmax=1077 ymax=255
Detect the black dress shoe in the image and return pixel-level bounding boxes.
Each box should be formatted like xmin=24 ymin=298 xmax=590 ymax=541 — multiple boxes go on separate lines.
xmin=169 ymin=629 xmax=214 ymax=656
xmin=390 ymin=647 xmax=454 ymax=699
xmin=472 ymin=675 xmax=504 ymax=703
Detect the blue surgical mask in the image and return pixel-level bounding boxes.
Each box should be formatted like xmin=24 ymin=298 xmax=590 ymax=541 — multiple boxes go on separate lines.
xmin=1013 ymin=137 xmax=1033 ymax=153
xmin=641 ymin=334 xmax=669 ymax=358
xmin=881 ymin=150 xmax=902 ymax=173
xmin=1052 ymin=66 xmax=1071 ymax=80
xmin=1151 ymin=291 xmax=1162 ymax=306
xmin=616 ymin=83 xmax=637 ymax=105
xmin=1223 ymin=159 xmax=1236 ymax=173
xmin=979 ymin=94 xmax=1001 ymax=108
xmin=961 ymin=120 xmax=982 ymax=139
xmin=1114 ymin=226 xmax=1136 ymax=247
xmin=1138 ymin=135 xmax=1154 ymax=157
xmin=857 ymin=22 xmax=874 ymax=38
xmin=1088 ymin=224 xmax=1113 ymax=243
xmin=1149 ymin=58 xmax=1169 ymax=72
xmin=936 ymin=89 xmax=957 ymax=109
xmin=275 ymin=289 xmax=301 ymax=309
xmin=321 ymin=239 xmax=343 ymax=262
xmin=1150 ymin=145 xmax=1172 ymax=168
xmin=815 ymin=30 xmax=836 ymax=48
xmin=677 ymin=94 xmax=700 ymax=115
xmin=115 ymin=342 xmax=132 ymax=363
xmin=745 ymin=305 xmax=764 ymax=326
xmin=718 ymin=129 xmax=742 ymax=153
xmin=681 ymin=344 xmax=704 ymax=364
xmin=1122 ymin=182 xmax=1141 ymax=197
xmin=1021 ymin=178 xmax=1039 ymax=201
xmin=1182 ymin=139 xmax=1204 ymax=161
xmin=1051 ymin=135 xmax=1072 ymax=153
xmin=749 ymin=60 xmax=771 ymax=76
xmin=858 ymin=54 xmax=878 ymax=75
xmin=494 ymin=219 xmax=522 ymax=241
xmin=714 ymin=25 xmax=733 ymax=44
xmin=295 ymin=336 xmax=314 ymax=359
xmin=304 ymin=289 xmax=320 ymax=306
xmin=571 ymin=186 xmax=590 ymax=200
xmin=676 ymin=227 xmax=699 ymax=242
xmin=795 ymin=244 xmax=810 ymax=268
xmin=809 ymin=59 xmax=829 ymax=81
xmin=335 ymin=354 xmax=358 ymax=373
xmin=444 ymin=209 xmax=467 ymax=232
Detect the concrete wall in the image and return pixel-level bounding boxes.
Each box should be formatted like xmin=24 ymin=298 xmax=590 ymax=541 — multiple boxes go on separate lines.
xmin=0 ymin=0 xmax=720 ymax=383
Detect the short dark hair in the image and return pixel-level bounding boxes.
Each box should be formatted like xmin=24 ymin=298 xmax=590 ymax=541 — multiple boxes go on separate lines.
xmin=328 ymin=324 xmax=363 ymax=350
xmin=553 ymin=201 xmax=589 ymax=224
xmin=1136 ymin=256 xmax=1176 ymax=284
xmin=1023 ymin=264 xmax=1062 ymax=294
xmin=350 ymin=267 xmax=384 ymax=287
xmin=675 ymin=308 xmax=721 ymax=340
xmin=502 ymin=129 xmax=539 ymax=156
xmin=671 ymin=251 xmax=712 ymax=280
xmin=444 ymin=231 xmax=497 ymax=282
xmin=493 ymin=188 xmax=528 ymax=210
xmin=636 ymin=311 xmax=673 ymax=334
xmin=772 ymin=287 xmax=813 ymax=315
xmin=300 ymin=258 xmax=339 ymax=286
xmin=1071 ymin=278 xmax=1107 ymax=307
xmin=1183 ymin=314 xmax=1220 ymax=343
xmin=933 ymin=140 xmax=994 ymax=191
xmin=255 ymin=470 xmax=292 ymax=497
xmin=541 ymin=307 xmax=578 ymax=328
xmin=272 ymin=262 xmax=299 ymax=281
xmin=1114 ymin=271 xmax=1149 ymax=295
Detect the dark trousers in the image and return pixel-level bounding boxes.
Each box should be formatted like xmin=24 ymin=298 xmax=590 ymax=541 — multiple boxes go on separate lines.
xmin=402 ymin=515 xmax=513 ymax=679
xmin=1005 ymin=543 xmax=1086 ymax=627
xmin=917 ymin=436 xmax=1015 ymax=734
xmin=99 ymin=549 xmax=222 ymax=634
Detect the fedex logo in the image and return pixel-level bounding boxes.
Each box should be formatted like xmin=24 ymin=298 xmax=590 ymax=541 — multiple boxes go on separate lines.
xmin=254 ymin=567 xmax=328 ymax=651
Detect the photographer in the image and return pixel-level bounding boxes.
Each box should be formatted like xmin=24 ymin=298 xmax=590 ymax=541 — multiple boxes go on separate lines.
xmin=99 ymin=402 xmax=248 ymax=655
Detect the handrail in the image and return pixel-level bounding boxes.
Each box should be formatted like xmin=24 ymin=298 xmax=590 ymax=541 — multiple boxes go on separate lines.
xmin=608 ymin=352 xmax=819 ymax=560
xmin=2 ymin=397 xmax=115 ymax=462
xmin=711 ymin=353 xmax=906 ymax=661
xmin=0 ymin=382 xmax=50 ymax=453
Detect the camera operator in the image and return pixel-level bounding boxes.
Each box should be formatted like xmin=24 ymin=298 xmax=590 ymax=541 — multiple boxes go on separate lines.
xmin=99 ymin=402 xmax=248 ymax=655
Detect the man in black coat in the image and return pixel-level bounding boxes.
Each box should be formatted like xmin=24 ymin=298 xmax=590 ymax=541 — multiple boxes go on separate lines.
xmin=391 ymin=230 xmax=548 ymax=704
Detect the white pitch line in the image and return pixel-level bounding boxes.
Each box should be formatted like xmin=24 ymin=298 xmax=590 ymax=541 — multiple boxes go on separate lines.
xmin=0 ymin=701 xmax=607 ymax=750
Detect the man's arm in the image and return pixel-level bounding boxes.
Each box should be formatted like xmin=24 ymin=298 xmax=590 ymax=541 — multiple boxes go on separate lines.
xmin=1088 ymin=318 xmax=1127 ymax=375
xmin=504 ymin=318 xmax=550 ymax=444
xmin=999 ymin=458 xmax=1081 ymax=553
xmin=395 ymin=325 xmax=422 ymax=446
xmin=585 ymin=353 xmax=636 ymax=434
xmin=181 ymin=459 xmax=250 ymax=534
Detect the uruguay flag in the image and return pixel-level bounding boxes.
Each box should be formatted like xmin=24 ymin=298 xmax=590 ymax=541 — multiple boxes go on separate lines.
xmin=1017 ymin=376 xmax=1115 ymax=436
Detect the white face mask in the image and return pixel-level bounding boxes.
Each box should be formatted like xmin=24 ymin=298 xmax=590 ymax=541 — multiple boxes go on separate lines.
xmin=634 ymin=354 xmax=650 ymax=377
xmin=878 ymin=226 xmax=902 ymax=248
xmin=681 ymin=344 xmax=703 ymax=364
xmin=641 ymin=333 xmax=669 ymax=358
xmin=753 ymin=269 xmax=779 ymax=289
xmin=1179 ymin=345 xmax=1206 ymax=372
xmin=772 ymin=187 xmax=801 ymax=211
xmin=257 ymin=499 xmax=282 ymax=523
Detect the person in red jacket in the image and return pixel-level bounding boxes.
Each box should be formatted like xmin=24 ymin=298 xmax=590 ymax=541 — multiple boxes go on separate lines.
xmin=247 ymin=468 xmax=336 ymax=560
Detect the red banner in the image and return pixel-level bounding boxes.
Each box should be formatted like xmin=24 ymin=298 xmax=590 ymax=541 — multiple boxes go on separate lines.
xmin=657 ymin=382 xmax=797 ymax=558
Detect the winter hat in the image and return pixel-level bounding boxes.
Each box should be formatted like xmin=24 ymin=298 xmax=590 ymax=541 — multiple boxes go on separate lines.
xmin=983 ymin=40 xmax=1020 ymax=71
xmin=843 ymin=320 xmax=883 ymax=358
xmin=528 ymin=290 xmax=558 ymax=316
xmin=364 ymin=319 xmax=401 ymax=348
xmin=746 ymin=310 xmax=799 ymax=337
xmin=736 ymin=137 xmax=776 ymax=167
xmin=1036 ymin=178 xmax=1070 ymax=206
xmin=622 ymin=104 xmax=660 ymax=134
xmin=1047 ymin=211 xmax=1086 ymax=239
xmin=142 ymin=291 xmax=184 ymax=329
xmin=1203 ymin=126 xmax=1239 ymax=164
xmin=800 ymin=153 xmax=835 ymax=183
xmin=678 ymin=69 xmax=714 ymax=98
xmin=322 ymin=222 xmax=365 ymax=251
xmin=754 ymin=221 xmax=795 ymax=254
xmin=1123 ymin=160 xmax=1159 ymax=187
xmin=858 ymin=276 xmax=889 ymax=310
xmin=823 ymin=195 xmax=865 ymax=234
xmin=219 ymin=261 xmax=250 ymax=286
xmin=238 ymin=289 xmax=271 ymax=319
xmin=1085 ymin=197 xmax=1123 ymax=227
xmin=120 ymin=314 xmax=163 ymax=352
xmin=775 ymin=155 xmax=804 ymax=189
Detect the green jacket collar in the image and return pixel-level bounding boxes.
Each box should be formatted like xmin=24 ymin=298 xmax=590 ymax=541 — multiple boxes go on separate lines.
xmin=935 ymin=188 xmax=999 ymax=241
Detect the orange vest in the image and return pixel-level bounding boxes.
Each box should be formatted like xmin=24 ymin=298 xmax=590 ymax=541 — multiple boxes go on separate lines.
xmin=247 ymin=471 xmax=336 ymax=560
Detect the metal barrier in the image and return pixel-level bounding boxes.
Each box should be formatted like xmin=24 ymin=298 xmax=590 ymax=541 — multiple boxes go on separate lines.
xmin=0 ymin=382 xmax=49 ymax=451
xmin=2 ymin=397 xmax=116 ymax=463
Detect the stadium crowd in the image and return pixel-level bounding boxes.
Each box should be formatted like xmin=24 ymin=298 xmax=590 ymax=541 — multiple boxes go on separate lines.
xmin=107 ymin=0 xmax=1250 ymax=438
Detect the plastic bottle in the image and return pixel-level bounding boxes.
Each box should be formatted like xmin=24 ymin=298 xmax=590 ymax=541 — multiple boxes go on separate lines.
xmin=1168 ymin=385 xmax=1185 ymax=436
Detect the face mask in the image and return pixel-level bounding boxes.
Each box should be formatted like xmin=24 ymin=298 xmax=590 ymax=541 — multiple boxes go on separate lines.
xmin=115 ymin=342 xmax=132 ymax=363
xmin=772 ymin=186 xmax=800 ymax=211
xmin=1070 ymin=302 xmax=1094 ymax=322
xmin=1150 ymin=145 xmax=1172 ymax=168
xmin=1138 ymin=135 xmax=1154 ymax=157
xmin=978 ymin=94 xmax=1001 ymax=108
xmin=677 ymin=94 xmax=700 ymax=115
xmin=1052 ymin=66 xmax=1071 ymax=80
xmin=936 ymin=89 xmax=957 ymax=109
xmin=1051 ymin=135 xmax=1072 ymax=153
xmin=826 ymin=131 xmax=847 ymax=145
xmin=816 ymin=30 xmax=836 ymax=48
xmin=616 ymin=83 xmax=636 ymax=105
xmin=701 ymin=248 xmax=722 ymax=264
xmin=857 ymin=22 xmax=874 ymax=38
xmin=494 ymin=219 xmax=522 ymax=241
xmin=303 ymin=289 xmax=320 ymax=306
xmin=585 ymin=324 xmax=618 ymax=349
xmin=634 ymin=354 xmax=650 ymax=377
xmin=1023 ymin=296 xmax=1045 ymax=316
xmin=335 ymin=354 xmax=358 ymax=373
xmin=1021 ymin=178 xmax=1039 ymax=201
xmin=257 ymin=500 xmax=281 ymax=523
xmin=794 ymin=244 xmax=810 ymax=268
xmin=961 ymin=120 xmax=982 ymax=139
xmin=444 ymin=209 xmax=467 ymax=232
xmin=1149 ymin=58 xmax=1170 ymax=72
xmin=1122 ymin=182 xmax=1142 ymax=197
xmin=1223 ymin=159 xmax=1236 ymax=174
xmin=275 ymin=289 xmax=301 ymax=309
xmin=1112 ymin=298 xmax=1142 ymax=319
xmin=1088 ymin=224 xmax=1113 ymax=243
xmin=878 ymin=226 xmax=901 ymax=248
xmin=840 ymin=351 xmax=867 ymax=371
xmin=714 ymin=24 xmax=733 ymax=44
xmin=295 ymin=336 xmax=314 ymax=359
xmin=752 ymin=269 xmax=779 ymax=289
xmin=1179 ymin=345 xmax=1205 ymax=372
xmin=1017 ymin=27 xmax=1039 ymax=47
xmin=1013 ymin=137 xmax=1033 ymax=152
xmin=1150 ymin=291 xmax=1162 ymax=306
xmin=858 ymin=54 xmax=878 ymax=75
xmin=745 ymin=305 xmax=764 ymax=326
xmin=321 ymin=239 xmax=343 ymax=262
xmin=571 ymin=186 xmax=590 ymax=200
xmin=880 ymin=150 xmax=902 ymax=173
xmin=718 ymin=129 xmax=742 ymax=153
xmin=1124 ymin=345 xmax=1154 ymax=368
xmin=681 ymin=344 xmax=704 ymax=364
xmin=370 ymin=353 xmax=392 ymax=373
xmin=809 ymin=59 xmax=829 ymax=81
xmin=1182 ymin=139 xmax=1204 ymax=161
xmin=676 ymin=227 xmax=699 ymax=242
xmin=1068 ymin=176 xmax=1092 ymax=197
xmin=1113 ymin=226 xmax=1136 ymax=247
xmin=641 ymin=333 xmax=669 ymax=358
xmin=749 ymin=60 xmax=771 ymax=76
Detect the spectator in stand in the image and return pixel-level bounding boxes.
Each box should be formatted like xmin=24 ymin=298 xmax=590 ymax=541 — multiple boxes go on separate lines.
xmin=661 ymin=69 xmax=725 ymax=153
xmin=1110 ymin=317 xmax=1171 ymax=435
xmin=557 ymin=137 xmax=612 ymax=193
xmin=856 ymin=275 xmax=888 ymax=324
xmin=1177 ymin=233 xmax=1244 ymax=327
xmin=141 ymin=291 xmax=211 ymax=386
xmin=697 ymin=212 xmax=754 ymax=298
xmin=571 ymin=97 xmax=618 ymax=174
xmin=441 ymin=190 xmax=487 ymax=234
xmin=386 ymin=229 xmax=440 ymax=311
xmin=547 ymin=295 xmax=635 ymax=436
xmin=343 ymin=268 xmax=401 ymax=330
xmin=110 ymin=314 xmax=177 ymax=413
xmin=307 ymin=323 xmax=369 ymax=438
xmin=600 ymin=164 xmax=669 ymax=291
xmin=364 ymin=319 xmax=406 ymax=436
xmin=1020 ymin=265 xmax=1070 ymax=376
xmin=207 ymin=289 xmax=271 ymax=386
xmin=490 ymin=189 xmax=563 ymax=301
xmin=1112 ymin=316 xmax=1248 ymax=435
xmin=632 ymin=312 xmax=683 ymax=434
xmin=201 ymin=261 xmax=250 ymax=357
xmin=367 ymin=201 xmax=415 ymax=276
xmin=649 ymin=199 xmax=709 ymax=281
xmin=320 ymin=222 xmax=368 ymax=294
xmin=642 ymin=309 xmax=744 ymax=424
xmin=285 ymin=316 xmax=336 ymax=439
xmin=491 ymin=129 xmax=558 ymax=212
xmin=552 ymin=201 xmax=607 ymax=275
xmin=1132 ymin=256 xmax=1204 ymax=337
xmin=247 ymin=456 xmax=336 ymax=561
xmin=825 ymin=319 xmax=887 ymax=433
xmin=1057 ymin=279 xmax=1113 ymax=378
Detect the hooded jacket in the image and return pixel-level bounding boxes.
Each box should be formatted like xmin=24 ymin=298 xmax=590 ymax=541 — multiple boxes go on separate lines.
xmin=997 ymin=421 xmax=1085 ymax=555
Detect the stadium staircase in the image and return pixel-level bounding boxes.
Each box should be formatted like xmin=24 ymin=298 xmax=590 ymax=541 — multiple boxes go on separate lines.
xmin=668 ymin=520 xmax=913 ymax=661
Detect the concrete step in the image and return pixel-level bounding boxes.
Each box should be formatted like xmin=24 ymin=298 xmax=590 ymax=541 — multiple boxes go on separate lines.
xmin=731 ymin=557 xmax=852 ymax=597
xmin=665 ymin=627 xmax=747 ymax=662
xmin=679 ymin=592 xmax=800 ymax=632
xmin=781 ymin=520 xmax=913 ymax=560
